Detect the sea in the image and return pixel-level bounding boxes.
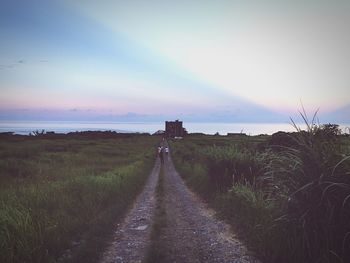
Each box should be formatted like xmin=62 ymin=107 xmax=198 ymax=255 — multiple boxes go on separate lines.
xmin=0 ymin=121 xmax=349 ymax=136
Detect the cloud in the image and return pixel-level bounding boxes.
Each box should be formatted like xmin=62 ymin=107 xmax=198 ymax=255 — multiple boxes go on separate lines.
xmin=0 ymin=64 xmax=14 ymax=70
xmin=322 ymin=104 xmax=350 ymax=123
xmin=0 ymin=59 xmax=26 ymax=70
xmin=0 ymin=59 xmax=49 ymax=70
xmin=71 ymin=1 xmax=350 ymax=112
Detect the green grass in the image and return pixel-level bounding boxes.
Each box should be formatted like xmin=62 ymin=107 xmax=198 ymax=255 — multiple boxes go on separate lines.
xmin=144 ymin=165 xmax=167 ymax=263
xmin=0 ymin=134 xmax=159 ymax=263
xmin=170 ymin=122 xmax=350 ymax=263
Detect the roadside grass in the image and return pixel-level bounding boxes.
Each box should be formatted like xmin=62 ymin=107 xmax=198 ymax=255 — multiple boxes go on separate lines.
xmin=144 ymin=165 xmax=167 ymax=263
xmin=0 ymin=134 xmax=159 ymax=263
xmin=170 ymin=120 xmax=350 ymax=263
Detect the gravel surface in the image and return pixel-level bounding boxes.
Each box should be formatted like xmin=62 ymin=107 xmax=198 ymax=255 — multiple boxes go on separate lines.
xmin=100 ymin=159 xmax=161 ymax=263
xmin=100 ymin=146 xmax=260 ymax=263
xmin=159 ymin=153 xmax=261 ymax=263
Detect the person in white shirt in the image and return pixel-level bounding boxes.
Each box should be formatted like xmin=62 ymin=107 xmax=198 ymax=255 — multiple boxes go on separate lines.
xmin=157 ymin=146 xmax=164 ymax=164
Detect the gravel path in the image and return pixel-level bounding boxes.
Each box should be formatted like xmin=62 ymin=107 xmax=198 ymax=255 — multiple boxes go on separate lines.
xmin=100 ymin=159 xmax=161 ymax=263
xmin=158 ymin=152 xmax=261 ymax=263
xmin=100 ymin=146 xmax=260 ymax=263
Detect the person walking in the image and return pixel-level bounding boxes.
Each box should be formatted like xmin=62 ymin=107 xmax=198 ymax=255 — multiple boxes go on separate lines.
xmin=158 ymin=146 xmax=164 ymax=164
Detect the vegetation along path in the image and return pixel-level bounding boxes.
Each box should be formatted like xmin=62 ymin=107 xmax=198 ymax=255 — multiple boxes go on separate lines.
xmin=100 ymin=159 xmax=161 ymax=263
xmin=101 ymin=144 xmax=260 ymax=263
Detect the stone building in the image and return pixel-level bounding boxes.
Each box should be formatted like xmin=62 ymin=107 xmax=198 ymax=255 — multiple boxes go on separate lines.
xmin=165 ymin=120 xmax=187 ymax=138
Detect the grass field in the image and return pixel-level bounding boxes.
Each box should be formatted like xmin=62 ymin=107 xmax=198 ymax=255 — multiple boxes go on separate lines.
xmin=0 ymin=133 xmax=159 ymax=263
xmin=170 ymin=123 xmax=350 ymax=263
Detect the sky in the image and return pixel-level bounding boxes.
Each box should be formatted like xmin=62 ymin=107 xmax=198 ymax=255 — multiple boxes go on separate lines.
xmin=0 ymin=0 xmax=349 ymax=123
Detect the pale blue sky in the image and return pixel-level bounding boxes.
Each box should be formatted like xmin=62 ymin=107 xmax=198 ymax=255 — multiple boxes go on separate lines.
xmin=0 ymin=0 xmax=349 ymax=122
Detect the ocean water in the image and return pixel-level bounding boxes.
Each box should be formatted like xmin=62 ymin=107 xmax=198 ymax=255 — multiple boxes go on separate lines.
xmin=0 ymin=121 xmax=349 ymax=136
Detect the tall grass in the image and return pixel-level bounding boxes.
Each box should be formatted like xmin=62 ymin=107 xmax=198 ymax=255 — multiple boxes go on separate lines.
xmin=170 ymin=116 xmax=350 ymax=263
xmin=0 ymin=135 xmax=159 ymax=263
xmin=265 ymin=113 xmax=350 ymax=262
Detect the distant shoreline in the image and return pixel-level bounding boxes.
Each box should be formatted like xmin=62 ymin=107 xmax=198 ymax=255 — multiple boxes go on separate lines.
xmin=0 ymin=121 xmax=349 ymax=136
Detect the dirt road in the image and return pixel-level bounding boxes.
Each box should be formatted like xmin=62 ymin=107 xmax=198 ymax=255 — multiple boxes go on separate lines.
xmin=100 ymin=159 xmax=160 ymax=263
xmin=100 ymin=147 xmax=260 ymax=263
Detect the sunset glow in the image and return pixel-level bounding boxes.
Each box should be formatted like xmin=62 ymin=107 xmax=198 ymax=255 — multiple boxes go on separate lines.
xmin=1 ymin=0 xmax=349 ymax=122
